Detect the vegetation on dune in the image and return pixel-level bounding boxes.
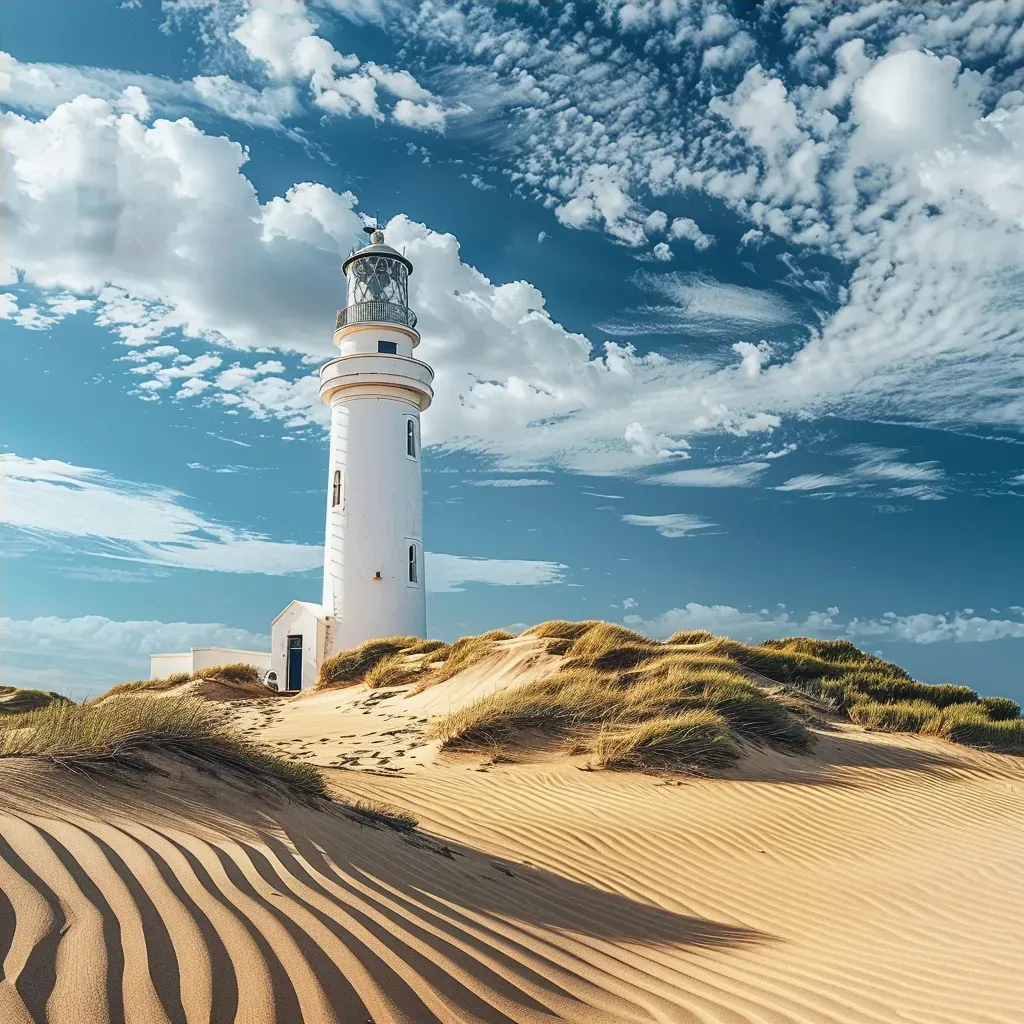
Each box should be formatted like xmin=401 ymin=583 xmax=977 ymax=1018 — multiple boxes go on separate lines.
xmin=317 ymin=637 xmax=423 ymax=688
xmin=101 ymin=663 xmax=268 ymax=700
xmin=342 ymin=799 xmax=419 ymax=832
xmin=595 ymin=711 xmax=740 ymax=772
xmin=0 ymin=694 xmax=326 ymax=796
xmin=363 ymin=654 xmax=422 ymax=690
xmin=0 ymin=686 xmax=73 ymax=715
xmin=430 ymin=619 xmax=1024 ymax=767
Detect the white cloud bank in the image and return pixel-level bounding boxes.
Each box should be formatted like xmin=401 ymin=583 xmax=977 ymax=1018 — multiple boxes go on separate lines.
xmin=2 ymin=453 xmax=566 ymax=591
xmin=626 ymin=604 xmax=1024 ymax=645
xmin=0 ymin=614 xmax=271 ymax=697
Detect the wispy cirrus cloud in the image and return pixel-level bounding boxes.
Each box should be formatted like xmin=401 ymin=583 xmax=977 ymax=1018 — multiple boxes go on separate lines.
xmin=622 ymin=513 xmax=717 ymax=538
xmin=776 ymin=446 xmax=946 ymax=500
xmin=647 ymin=462 xmax=771 ymax=488
xmin=2 ymin=453 xmax=566 ymax=589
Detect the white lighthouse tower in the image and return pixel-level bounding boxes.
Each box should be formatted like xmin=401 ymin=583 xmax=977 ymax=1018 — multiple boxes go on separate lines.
xmin=320 ymin=225 xmax=433 ymax=652
xmin=268 ymin=225 xmax=433 ymax=690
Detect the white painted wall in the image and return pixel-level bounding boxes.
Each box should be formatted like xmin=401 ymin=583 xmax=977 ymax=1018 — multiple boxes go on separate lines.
xmin=150 ymin=652 xmax=193 ymax=679
xmin=270 ymin=602 xmax=327 ymax=691
xmin=322 ymin=388 xmax=427 ymax=650
xmin=149 ymin=648 xmax=270 ymax=680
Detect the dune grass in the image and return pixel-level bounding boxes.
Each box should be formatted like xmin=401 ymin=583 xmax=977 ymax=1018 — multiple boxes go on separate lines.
xmin=0 ymin=694 xmax=326 ymax=796
xmin=363 ymin=654 xmax=422 ymax=690
xmin=429 ymin=618 xmax=1024 ymax=767
xmin=0 ymin=686 xmax=72 ymax=715
xmin=342 ymin=799 xmax=419 ymax=832
xmin=317 ymin=637 xmax=423 ymax=688
xmin=101 ymin=663 xmax=267 ymax=701
xmin=595 ymin=711 xmax=740 ymax=772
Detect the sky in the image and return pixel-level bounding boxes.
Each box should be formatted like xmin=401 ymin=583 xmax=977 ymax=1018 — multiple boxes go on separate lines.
xmin=2 ymin=0 xmax=1023 ymax=703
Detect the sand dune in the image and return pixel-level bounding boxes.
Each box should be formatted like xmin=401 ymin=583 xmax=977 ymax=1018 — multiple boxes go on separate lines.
xmin=2 ymin=643 xmax=1023 ymax=1023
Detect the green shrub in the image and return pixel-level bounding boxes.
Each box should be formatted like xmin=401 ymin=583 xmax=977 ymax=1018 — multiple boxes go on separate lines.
xmin=978 ymin=696 xmax=1022 ymax=722
xmin=595 ymin=711 xmax=740 ymax=772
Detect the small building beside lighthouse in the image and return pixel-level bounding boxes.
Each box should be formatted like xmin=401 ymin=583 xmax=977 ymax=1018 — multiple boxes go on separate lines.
xmin=267 ymin=226 xmax=433 ymax=691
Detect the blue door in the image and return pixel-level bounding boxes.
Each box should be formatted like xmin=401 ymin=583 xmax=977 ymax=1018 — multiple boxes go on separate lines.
xmin=286 ymin=635 xmax=303 ymax=691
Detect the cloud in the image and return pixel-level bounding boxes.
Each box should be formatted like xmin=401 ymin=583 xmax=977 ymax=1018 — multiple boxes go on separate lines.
xmin=598 ymin=272 xmax=798 ymax=338
xmin=622 ymin=513 xmax=716 ymax=538
xmin=4 ymin=453 xmax=566 ymax=589
xmin=776 ymin=446 xmax=946 ymax=500
xmin=425 ymin=552 xmax=566 ymax=593
xmin=668 ymin=217 xmax=715 ymax=250
xmin=0 ymin=614 xmax=270 ymax=697
xmin=647 ymin=462 xmax=770 ymax=487
xmin=469 ymin=478 xmax=552 ymax=487
xmin=2 ymin=453 xmax=322 ymax=575
xmin=627 ymin=603 xmax=1024 ymax=645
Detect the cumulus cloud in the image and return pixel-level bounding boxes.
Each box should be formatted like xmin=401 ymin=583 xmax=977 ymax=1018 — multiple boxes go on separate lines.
xmin=668 ymin=217 xmax=715 ymax=250
xmin=627 ymin=603 xmax=1024 ymax=645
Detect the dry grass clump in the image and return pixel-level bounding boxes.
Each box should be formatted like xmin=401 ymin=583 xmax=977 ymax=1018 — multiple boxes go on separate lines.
xmin=595 ymin=711 xmax=740 ymax=773
xmin=193 ymin=662 xmax=262 ymax=685
xmin=566 ymin=621 xmax=659 ymax=659
xmin=433 ymin=634 xmax=506 ymax=683
xmin=849 ymin=700 xmax=942 ymax=733
xmin=0 ymin=694 xmax=325 ymax=796
xmin=342 ymin=799 xmax=419 ymax=832
xmin=430 ymin=668 xmax=620 ymax=746
xmin=102 ymin=674 xmax=193 ymax=698
xmin=666 ymin=629 xmax=716 ymax=645
xmin=317 ymin=637 xmax=422 ymax=688
xmin=521 ymin=620 xmax=604 ymax=640
xmin=363 ymin=654 xmax=422 ymax=690
xmin=979 ymin=696 xmax=1022 ymax=721
xmin=402 ymin=638 xmax=450 ymax=658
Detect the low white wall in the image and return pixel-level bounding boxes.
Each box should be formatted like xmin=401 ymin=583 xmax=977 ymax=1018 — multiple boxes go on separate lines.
xmin=150 ymin=653 xmax=193 ymax=680
xmin=191 ymin=648 xmax=271 ymax=674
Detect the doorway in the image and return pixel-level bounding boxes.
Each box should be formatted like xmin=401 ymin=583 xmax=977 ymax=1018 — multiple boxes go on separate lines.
xmin=286 ymin=635 xmax=303 ymax=691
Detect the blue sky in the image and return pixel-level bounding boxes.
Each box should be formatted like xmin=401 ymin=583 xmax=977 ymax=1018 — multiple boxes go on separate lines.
xmin=2 ymin=0 xmax=1023 ymax=702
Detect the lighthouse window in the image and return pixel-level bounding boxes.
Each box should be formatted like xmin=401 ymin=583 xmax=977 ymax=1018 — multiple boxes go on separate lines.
xmin=331 ymin=469 xmax=342 ymax=507
xmin=377 ymin=340 xmax=398 ymax=354
xmin=408 ymin=545 xmax=418 ymax=584
xmin=406 ymin=419 xmax=417 ymax=458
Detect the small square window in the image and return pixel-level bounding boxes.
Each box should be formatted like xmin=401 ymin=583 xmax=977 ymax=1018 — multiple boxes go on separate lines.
xmin=378 ymin=340 xmax=398 ymax=354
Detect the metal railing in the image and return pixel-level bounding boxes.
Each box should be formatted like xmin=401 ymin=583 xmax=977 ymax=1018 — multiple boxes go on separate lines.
xmin=335 ymin=301 xmax=418 ymax=331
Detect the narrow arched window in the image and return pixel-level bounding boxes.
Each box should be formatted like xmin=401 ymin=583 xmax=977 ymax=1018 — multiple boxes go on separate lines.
xmin=406 ymin=419 xmax=416 ymax=458
xmin=408 ymin=544 xmax=418 ymax=583
xmin=331 ymin=469 xmax=342 ymax=507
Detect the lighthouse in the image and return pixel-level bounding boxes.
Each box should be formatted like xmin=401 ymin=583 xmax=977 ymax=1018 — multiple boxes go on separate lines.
xmin=320 ymin=225 xmax=433 ymax=651
xmin=267 ymin=225 xmax=433 ymax=690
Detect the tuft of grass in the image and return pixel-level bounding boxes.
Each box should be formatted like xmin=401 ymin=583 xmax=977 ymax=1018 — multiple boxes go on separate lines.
xmin=363 ymin=654 xmax=420 ymax=690
xmin=101 ymin=677 xmax=189 ymax=698
xmin=520 ymin=620 xmax=604 ymax=641
xmin=979 ymin=696 xmax=1022 ymax=722
xmin=342 ymin=799 xmax=419 ymax=832
xmin=595 ymin=711 xmax=740 ymax=773
xmin=317 ymin=637 xmax=422 ymax=688
xmin=0 ymin=694 xmax=325 ymax=796
xmin=429 ymin=668 xmax=620 ymax=746
xmin=193 ymin=662 xmax=262 ymax=685
xmin=434 ymin=634 xmax=506 ymax=682
xmin=566 ymin=621 xmax=659 ymax=660
xmin=849 ymin=700 xmax=942 ymax=733
xmin=936 ymin=716 xmax=1024 ymax=752
xmin=403 ymin=638 xmax=449 ymax=658
xmin=666 ymin=629 xmax=716 ymax=645
xmin=479 ymin=629 xmax=515 ymax=642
